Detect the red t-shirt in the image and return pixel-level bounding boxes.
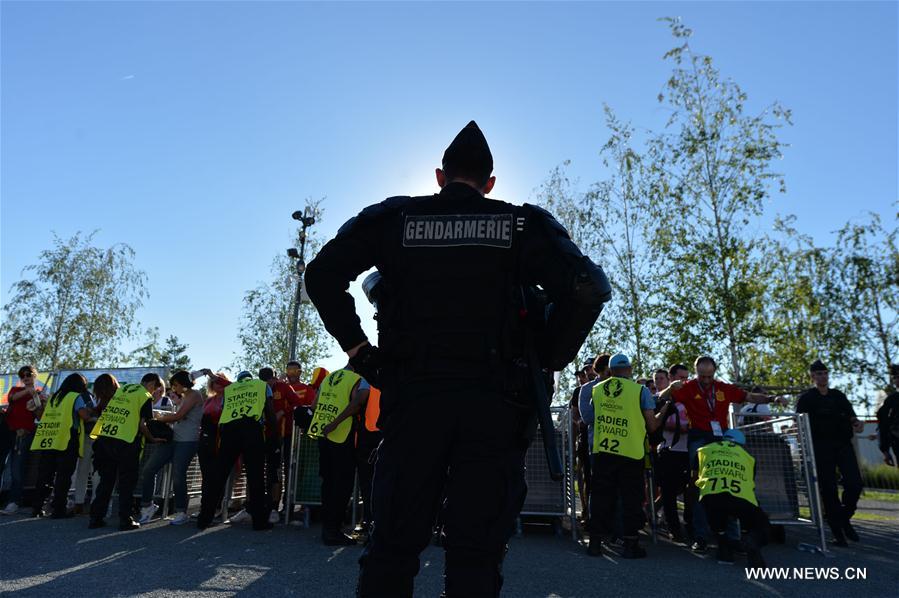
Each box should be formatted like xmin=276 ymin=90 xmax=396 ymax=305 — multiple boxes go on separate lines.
xmin=288 ymin=381 xmax=316 ymax=408
xmin=271 ymin=381 xmax=303 ymax=437
xmin=5 ymin=386 xmax=37 ymax=433
xmin=203 ymin=380 xmax=229 ymax=425
xmin=672 ymin=379 xmax=746 ymax=433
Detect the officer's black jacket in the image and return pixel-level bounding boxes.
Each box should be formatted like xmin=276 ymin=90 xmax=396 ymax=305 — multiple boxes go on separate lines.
xmin=305 ymin=182 xmax=610 ymax=379
xmin=877 ymin=391 xmax=899 ymax=452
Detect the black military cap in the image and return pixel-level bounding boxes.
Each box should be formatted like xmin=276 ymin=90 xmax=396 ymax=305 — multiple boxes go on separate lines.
xmin=442 ymin=120 xmax=493 ymax=184
xmin=809 ymin=359 xmax=828 ymax=373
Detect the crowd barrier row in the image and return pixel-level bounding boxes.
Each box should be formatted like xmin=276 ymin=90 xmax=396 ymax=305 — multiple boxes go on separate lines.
xmin=8 ymin=406 xmax=832 ymax=556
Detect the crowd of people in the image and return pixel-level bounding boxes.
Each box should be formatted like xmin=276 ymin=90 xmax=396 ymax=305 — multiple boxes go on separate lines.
xmin=0 ymin=355 xmax=896 ymax=564
xmin=569 ymin=353 xmax=899 ymax=564
xmin=0 ymin=362 xmax=381 ymax=546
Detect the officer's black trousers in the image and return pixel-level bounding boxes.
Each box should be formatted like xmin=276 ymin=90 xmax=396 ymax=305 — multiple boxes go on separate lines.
xmin=358 ymin=386 xmax=528 ymax=598
xmin=355 ymin=430 xmax=382 ymax=527
xmin=90 ymin=436 xmax=141 ymax=521
xmin=590 ymin=453 xmax=645 ymax=539
xmin=656 ymin=448 xmax=692 ymax=535
xmin=815 ymin=441 xmax=863 ymax=525
xmin=701 ymin=493 xmax=769 ymax=544
xmin=318 ymin=435 xmax=356 ymax=533
xmin=198 ymin=419 xmax=268 ymax=528
xmin=34 ymin=433 xmax=80 ymax=516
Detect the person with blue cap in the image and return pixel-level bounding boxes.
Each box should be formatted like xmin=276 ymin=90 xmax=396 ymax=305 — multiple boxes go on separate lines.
xmin=196 ymin=370 xmax=277 ymax=531
xmin=696 ymin=428 xmax=769 ymax=566
xmin=585 ymin=353 xmax=672 ymax=558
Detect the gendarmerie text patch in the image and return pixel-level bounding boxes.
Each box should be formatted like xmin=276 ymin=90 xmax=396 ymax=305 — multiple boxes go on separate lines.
xmin=403 ymin=214 xmax=513 ymax=248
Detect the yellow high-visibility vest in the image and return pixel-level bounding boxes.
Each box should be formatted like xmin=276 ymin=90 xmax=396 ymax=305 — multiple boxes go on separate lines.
xmin=32 ymin=392 xmax=85 ymax=457
xmin=309 ymin=369 xmax=360 ymax=443
xmin=220 ymin=379 xmax=267 ymax=425
xmin=592 ymin=377 xmax=646 ymax=460
xmin=696 ymin=441 xmax=758 ymax=506
xmin=91 ymin=384 xmax=150 ymax=443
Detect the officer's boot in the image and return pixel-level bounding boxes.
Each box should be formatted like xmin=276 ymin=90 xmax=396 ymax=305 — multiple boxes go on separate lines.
xmin=88 ymin=517 xmax=106 ymax=529
xmin=357 ymin=550 xmax=416 ymax=598
xmin=119 ymin=516 xmax=140 ymax=531
xmin=744 ymin=532 xmax=765 ymax=568
xmin=587 ymin=535 xmax=604 ymax=557
xmin=715 ymin=533 xmax=734 ymax=565
xmin=842 ymin=517 xmax=860 ymax=542
xmin=828 ymin=518 xmax=848 ymax=547
xmin=322 ymin=526 xmax=357 ymax=546
xmin=444 ymin=550 xmax=502 ymax=598
xmin=620 ymin=536 xmax=647 ymax=559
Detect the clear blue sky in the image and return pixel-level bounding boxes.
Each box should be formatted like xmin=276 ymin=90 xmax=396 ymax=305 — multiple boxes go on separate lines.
xmin=2 ymin=1 xmax=896 ymax=376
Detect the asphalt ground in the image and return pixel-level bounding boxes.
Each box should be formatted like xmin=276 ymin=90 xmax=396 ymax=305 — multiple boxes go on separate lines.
xmin=1 ymin=501 xmax=897 ymax=598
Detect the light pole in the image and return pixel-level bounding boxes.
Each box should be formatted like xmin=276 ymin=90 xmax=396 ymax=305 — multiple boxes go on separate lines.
xmin=285 ymin=206 xmax=316 ymax=526
xmin=287 ymin=206 xmax=316 ymax=362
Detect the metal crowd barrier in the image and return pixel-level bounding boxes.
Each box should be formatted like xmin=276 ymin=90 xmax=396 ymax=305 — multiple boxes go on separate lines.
xmin=733 ymin=412 xmax=828 ymax=553
xmin=519 ymin=406 xmax=577 ymax=539
xmin=286 ymin=428 xmax=322 ymax=527
xmin=136 ymin=440 xmax=174 ymax=517
xmin=185 ymin=456 xmax=203 ymax=498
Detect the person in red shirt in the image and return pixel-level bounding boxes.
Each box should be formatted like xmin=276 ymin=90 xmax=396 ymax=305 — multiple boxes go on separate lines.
xmin=259 ymin=366 xmax=302 ymax=522
xmin=657 ymin=355 xmax=784 ymax=553
xmin=196 ymin=370 xmax=230 ymax=525
xmin=287 ymin=364 xmax=326 ymax=431
xmin=1 ymin=366 xmax=45 ymax=514
xmin=284 ymin=361 xmax=318 ymax=407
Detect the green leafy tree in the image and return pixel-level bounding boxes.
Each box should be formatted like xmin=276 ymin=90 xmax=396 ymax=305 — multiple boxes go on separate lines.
xmin=124 ymin=326 xmax=164 ymax=367
xmin=747 ymin=216 xmax=853 ymax=392
xmin=828 ymin=211 xmax=898 ymax=407
xmin=160 ymin=335 xmax=191 ymax=372
xmin=235 ymin=199 xmax=332 ymax=375
xmin=588 ymin=107 xmax=660 ymax=376
xmin=0 ymin=231 xmax=147 ymax=371
xmin=646 ymin=17 xmax=792 ymax=382
xmin=533 ymin=162 xmax=601 ymax=402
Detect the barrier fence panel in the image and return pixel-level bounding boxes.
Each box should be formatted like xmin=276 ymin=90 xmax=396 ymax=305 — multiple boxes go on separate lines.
xmin=136 ymin=441 xmax=173 ymax=518
xmin=520 ymin=407 xmax=576 ymax=538
xmin=285 ymin=429 xmax=322 ymax=527
xmin=733 ymin=412 xmax=828 ymax=553
xmin=185 ymin=456 xmax=203 ymax=498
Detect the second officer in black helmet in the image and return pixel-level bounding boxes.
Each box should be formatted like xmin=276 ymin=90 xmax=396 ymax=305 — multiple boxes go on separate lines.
xmin=305 ymin=121 xmax=611 ymax=597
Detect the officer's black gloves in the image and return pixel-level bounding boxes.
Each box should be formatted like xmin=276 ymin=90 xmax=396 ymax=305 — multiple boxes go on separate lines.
xmin=350 ymin=343 xmax=382 ymax=388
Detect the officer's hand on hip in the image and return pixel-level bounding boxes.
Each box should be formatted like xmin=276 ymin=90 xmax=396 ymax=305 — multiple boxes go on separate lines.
xmin=348 ymin=342 xmax=382 ymax=387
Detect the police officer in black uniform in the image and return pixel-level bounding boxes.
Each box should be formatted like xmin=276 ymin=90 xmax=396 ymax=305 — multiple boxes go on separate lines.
xmin=796 ymin=359 xmax=864 ymax=546
xmin=305 ymin=121 xmax=611 ymax=597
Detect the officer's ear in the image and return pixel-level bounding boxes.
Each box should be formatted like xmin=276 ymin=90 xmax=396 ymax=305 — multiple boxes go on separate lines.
xmin=483 ymin=176 xmax=496 ymax=195
xmin=436 ymin=168 xmax=447 ymax=188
